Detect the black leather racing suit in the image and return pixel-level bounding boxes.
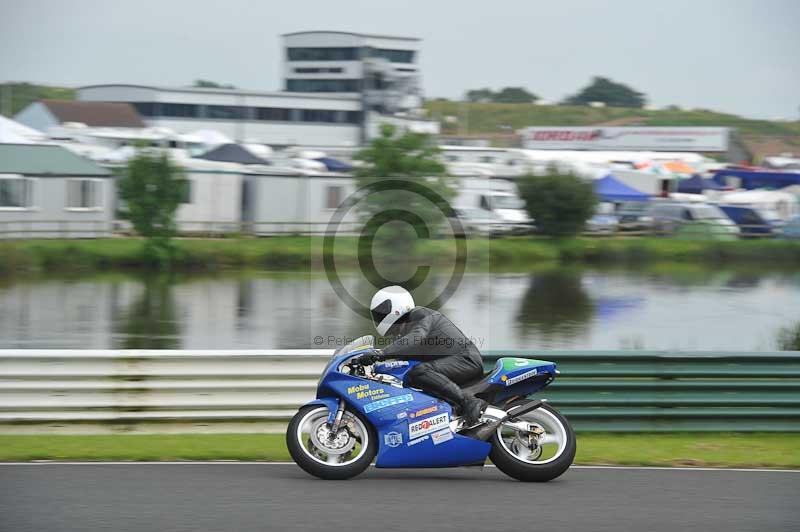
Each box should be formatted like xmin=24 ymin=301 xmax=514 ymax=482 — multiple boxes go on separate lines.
xmin=381 ymin=307 xmax=484 ymax=409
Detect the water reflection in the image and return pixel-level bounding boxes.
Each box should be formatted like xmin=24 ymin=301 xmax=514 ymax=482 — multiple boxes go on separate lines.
xmin=514 ymin=269 xmax=594 ymax=346
xmin=1 ymin=267 xmax=800 ymax=351
xmin=112 ymin=275 xmax=181 ymax=349
xmin=777 ymin=322 xmax=800 ymax=351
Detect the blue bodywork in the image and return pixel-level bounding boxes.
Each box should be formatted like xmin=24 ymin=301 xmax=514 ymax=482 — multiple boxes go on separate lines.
xmin=303 ymin=346 xmax=557 ymax=468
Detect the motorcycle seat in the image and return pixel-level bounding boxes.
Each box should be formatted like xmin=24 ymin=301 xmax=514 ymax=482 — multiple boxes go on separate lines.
xmin=460 ymin=370 xmax=496 ymax=398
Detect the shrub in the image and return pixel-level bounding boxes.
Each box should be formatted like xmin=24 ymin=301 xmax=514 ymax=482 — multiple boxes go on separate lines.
xmin=518 ymin=171 xmax=597 ymax=237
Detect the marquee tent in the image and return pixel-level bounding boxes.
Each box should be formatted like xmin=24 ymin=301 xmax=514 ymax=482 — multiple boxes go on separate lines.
xmin=594 ymin=175 xmax=650 ymax=202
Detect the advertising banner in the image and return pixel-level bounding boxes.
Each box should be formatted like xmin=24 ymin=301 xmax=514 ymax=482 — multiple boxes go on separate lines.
xmin=519 ymin=126 xmax=729 ymax=152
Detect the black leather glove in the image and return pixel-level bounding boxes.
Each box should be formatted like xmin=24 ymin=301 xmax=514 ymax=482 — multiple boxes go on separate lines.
xmin=355 ymin=349 xmax=383 ymax=366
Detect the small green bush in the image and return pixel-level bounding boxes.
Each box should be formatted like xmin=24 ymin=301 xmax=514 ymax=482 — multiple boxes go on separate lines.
xmin=518 ymin=171 xmax=597 ymax=237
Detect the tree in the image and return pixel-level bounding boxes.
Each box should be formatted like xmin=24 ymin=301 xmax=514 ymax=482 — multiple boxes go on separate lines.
xmin=517 ymin=169 xmax=597 ymax=236
xmin=465 ymin=87 xmax=539 ymax=104
xmin=493 ymin=87 xmax=539 ymax=104
xmin=193 ymin=79 xmax=237 ymax=89
xmin=564 ymin=76 xmax=646 ymax=108
xmin=117 ymin=151 xmax=187 ymax=265
xmin=466 ymin=88 xmax=494 ymax=103
xmin=353 ymin=124 xmax=454 ymax=253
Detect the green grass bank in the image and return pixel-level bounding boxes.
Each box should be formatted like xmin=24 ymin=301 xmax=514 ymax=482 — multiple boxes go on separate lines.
xmin=1 ymin=433 xmax=797 ymax=468
xmin=2 ymin=237 xmax=800 ymax=275
xmin=424 ymin=101 xmax=800 ymax=139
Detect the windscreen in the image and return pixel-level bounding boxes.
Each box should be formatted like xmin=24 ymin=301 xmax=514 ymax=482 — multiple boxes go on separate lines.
xmin=332 ymin=335 xmax=375 ymax=357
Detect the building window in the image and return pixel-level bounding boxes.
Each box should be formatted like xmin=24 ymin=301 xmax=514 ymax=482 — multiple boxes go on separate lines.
xmin=287 ymin=47 xmax=359 ymax=61
xmin=206 ymin=105 xmax=246 ymax=119
xmin=301 ymin=109 xmax=338 ymax=123
xmin=0 ymin=175 xmax=34 ymax=208
xmin=161 ymin=103 xmax=199 ymax=118
xmin=255 ymin=107 xmax=291 ymax=121
xmin=326 ymin=186 xmax=342 ymax=209
xmin=179 ymin=179 xmax=192 ymax=204
xmin=131 ymin=102 xmax=156 ymax=117
xmin=345 ymin=111 xmax=362 ymax=124
xmin=293 ymin=67 xmax=344 ymax=74
xmin=368 ymin=48 xmax=415 ymax=63
xmin=286 ymin=79 xmax=361 ymax=92
xmin=66 ymin=179 xmax=102 ymax=210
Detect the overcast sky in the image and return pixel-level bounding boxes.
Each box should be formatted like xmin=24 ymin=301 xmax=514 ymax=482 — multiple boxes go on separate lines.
xmin=1 ymin=0 xmax=798 ymax=119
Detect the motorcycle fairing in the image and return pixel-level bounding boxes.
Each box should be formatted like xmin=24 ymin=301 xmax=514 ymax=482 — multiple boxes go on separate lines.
xmin=311 ymin=353 xmax=491 ymax=468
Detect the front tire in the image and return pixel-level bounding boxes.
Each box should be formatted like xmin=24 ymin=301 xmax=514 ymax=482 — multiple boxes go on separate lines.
xmin=490 ymin=402 xmax=576 ymax=482
xmin=286 ymin=405 xmax=376 ymax=480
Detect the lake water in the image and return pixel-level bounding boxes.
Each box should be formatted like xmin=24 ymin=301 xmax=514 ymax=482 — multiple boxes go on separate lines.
xmin=1 ymin=267 xmax=799 ymax=351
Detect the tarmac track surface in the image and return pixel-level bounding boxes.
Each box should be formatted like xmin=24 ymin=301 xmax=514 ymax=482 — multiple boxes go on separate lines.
xmin=0 ymin=463 xmax=797 ymax=532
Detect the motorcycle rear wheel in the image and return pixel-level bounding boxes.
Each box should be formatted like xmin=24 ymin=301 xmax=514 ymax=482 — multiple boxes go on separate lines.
xmin=489 ymin=402 xmax=576 ymax=482
xmin=286 ymin=405 xmax=376 ymax=480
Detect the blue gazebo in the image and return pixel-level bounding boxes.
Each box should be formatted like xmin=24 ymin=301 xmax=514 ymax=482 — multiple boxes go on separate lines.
xmin=594 ymin=175 xmax=650 ymax=202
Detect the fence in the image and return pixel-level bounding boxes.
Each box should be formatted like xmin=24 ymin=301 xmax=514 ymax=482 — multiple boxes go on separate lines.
xmin=0 ymin=220 xmax=114 ymax=239
xmin=1 ymin=349 xmax=797 ymax=434
xmin=0 ymin=220 xmax=784 ymax=239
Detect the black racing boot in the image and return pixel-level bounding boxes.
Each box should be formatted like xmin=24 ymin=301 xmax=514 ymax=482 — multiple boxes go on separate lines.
xmin=461 ymin=396 xmax=487 ymax=426
xmin=432 ymin=380 xmax=486 ymax=426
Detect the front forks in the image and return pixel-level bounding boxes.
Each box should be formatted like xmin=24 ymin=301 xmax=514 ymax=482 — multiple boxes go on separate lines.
xmin=328 ymin=398 xmax=346 ymax=437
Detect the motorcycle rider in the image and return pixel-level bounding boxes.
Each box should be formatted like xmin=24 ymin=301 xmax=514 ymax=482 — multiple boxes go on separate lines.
xmin=357 ymin=285 xmax=487 ymax=425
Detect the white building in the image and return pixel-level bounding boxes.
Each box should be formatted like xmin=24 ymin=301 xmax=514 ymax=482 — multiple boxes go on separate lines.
xmin=243 ymin=169 xmax=358 ymax=235
xmin=0 ymin=144 xmax=115 ymax=238
xmin=77 ymin=84 xmax=364 ymax=147
xmin=283 ymin=31 xmax=422 ymax=113
xmin=74 ymin=31 xmax=437 ymax=147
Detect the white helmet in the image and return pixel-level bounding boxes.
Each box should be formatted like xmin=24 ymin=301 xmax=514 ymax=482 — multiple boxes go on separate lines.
xmin=370 ymin=286 xmax=415 ymax=336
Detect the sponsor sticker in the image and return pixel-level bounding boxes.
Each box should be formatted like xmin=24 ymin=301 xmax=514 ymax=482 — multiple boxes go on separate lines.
xmin=431 ymin=428 xmax=453 ymax=446
xmin=505 ymin=369 xmax=538 ymax=386
xmin=347 ymin=383 xmax=389 ymax=401
xmin=384 ymin=431 xmax=403 ymax=448
xmin=409 ymin=405 xmax=438 ymax=419
xmin=408 ymin=413 xmax=450 ymax=440
xmin=363 ymin=393 xmax=414 ymax=413
xmin=396 ymin=412 xmax=407 ymax=419
xmin=380 ymin=360 xmax=410 ymax=369
xmin=407 ymin=435 xmax=429 ymax=447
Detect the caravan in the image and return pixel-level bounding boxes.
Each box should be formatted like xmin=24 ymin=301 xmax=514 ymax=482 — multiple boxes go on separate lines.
xmin=453 ymin=177 xmax=533 ymax=234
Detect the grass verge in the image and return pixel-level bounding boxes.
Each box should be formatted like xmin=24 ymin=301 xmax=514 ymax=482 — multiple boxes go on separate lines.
xmin=1 ymin=433 xmax=798 ymax=468
xmin=2 ymin=237 xmax=800 ymax=275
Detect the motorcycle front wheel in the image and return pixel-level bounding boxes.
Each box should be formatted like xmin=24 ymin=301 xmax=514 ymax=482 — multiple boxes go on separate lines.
xmin=489 ymin=402 xmax=576 ymax=482
xmin=286 ymin=405 xmax=377 ymax=480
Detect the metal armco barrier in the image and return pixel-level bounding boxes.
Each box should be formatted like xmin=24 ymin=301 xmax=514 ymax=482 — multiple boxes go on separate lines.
xmin=0 ymin=350 xmax=798 ymax=433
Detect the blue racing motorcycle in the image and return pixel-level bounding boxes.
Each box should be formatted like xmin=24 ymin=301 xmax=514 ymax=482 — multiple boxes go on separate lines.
xmin=286 ymin=335 xmax=576 ymax=481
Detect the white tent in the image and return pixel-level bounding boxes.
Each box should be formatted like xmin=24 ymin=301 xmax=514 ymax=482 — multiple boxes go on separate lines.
xmin=0 ymin=115 xmax=46 ymax=143
xmin=180 ymin=129 xmax=231 ymax=148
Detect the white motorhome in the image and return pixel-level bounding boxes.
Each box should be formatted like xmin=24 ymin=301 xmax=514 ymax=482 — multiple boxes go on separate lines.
xmin=717 ymin=190 xmax=799 ymax=222
xmin=452 ymin=177 xmax=532 ymax=233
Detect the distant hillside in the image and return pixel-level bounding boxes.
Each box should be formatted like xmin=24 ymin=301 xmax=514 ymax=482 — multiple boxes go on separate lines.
xmin=424 ymin=100 xmax=800 ymax=160
xmin=424 ymin=100 xmax=800 ymax=138
xmin=0 ymin=82 xmax=76 ymax=116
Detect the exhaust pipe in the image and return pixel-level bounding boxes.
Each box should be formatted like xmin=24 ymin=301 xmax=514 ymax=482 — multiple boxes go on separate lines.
xmin=461 ymin=400 xmax=543 ymax=441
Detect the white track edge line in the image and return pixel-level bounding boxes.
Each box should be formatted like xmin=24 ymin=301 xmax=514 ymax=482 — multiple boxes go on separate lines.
xmin=0 ymin=462 xmax=797 ymax=473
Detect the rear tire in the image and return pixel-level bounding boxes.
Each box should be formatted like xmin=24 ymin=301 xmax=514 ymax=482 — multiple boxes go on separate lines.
xmin=286 ymin=405 xmax=376 ymax=480
xmin=490 ymin=402 xmax=576 ymax=482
